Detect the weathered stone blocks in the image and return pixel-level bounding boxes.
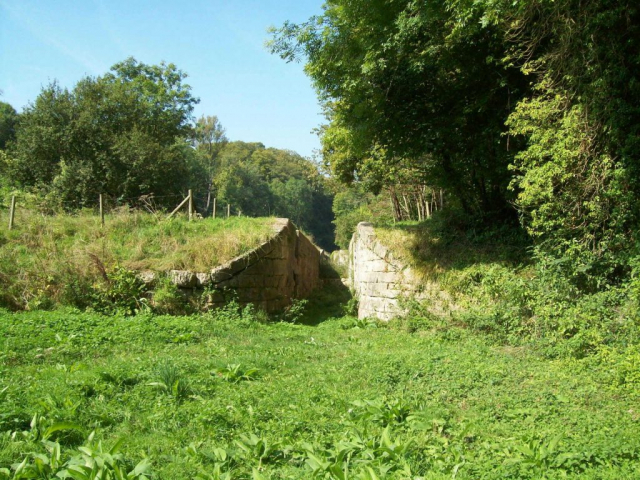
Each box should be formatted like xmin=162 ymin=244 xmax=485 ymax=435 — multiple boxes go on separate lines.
xmin=348 ymin=222 xmax=451 ymax=321
xmin=140 ymin=218 xmax=320 ymax=313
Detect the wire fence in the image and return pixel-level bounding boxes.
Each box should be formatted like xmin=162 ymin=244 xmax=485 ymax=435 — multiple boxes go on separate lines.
xmin=2 ymin=191 xmax=239 ymax=231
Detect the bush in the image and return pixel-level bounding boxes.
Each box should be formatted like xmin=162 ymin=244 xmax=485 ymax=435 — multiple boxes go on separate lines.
xmin=152 ymin=276 xmax=188 ymax=315
xmin=92 ymin=266 xmax=148 ymax=315
xmin=207 ymin=298 xmax=266 ymax=326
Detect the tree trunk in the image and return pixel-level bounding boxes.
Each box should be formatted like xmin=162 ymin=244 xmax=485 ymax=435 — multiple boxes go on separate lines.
xmin=389 ymin=187 xmax=402 ymax=221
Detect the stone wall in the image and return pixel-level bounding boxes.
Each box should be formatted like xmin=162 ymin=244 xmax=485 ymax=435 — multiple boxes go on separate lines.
xmin=140 ymin=218 xmax=321 ymax=312
xmin=348 ymin=222 xmax=450 ymax=320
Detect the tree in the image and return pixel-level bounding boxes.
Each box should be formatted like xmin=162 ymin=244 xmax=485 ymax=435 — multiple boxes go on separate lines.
xmin=0 ymin=101 xmax=18 ymax=150
xmin=193 ymin=115 xmax=228 ymax=213
xmin=207 ymin=140 xmax=337 ymax=250
xmin=270 ymin=178 xmax=313 ymax=228
xmin=9 ymin=58 xmax=199 ymax=209
xmin=270 ymin=0 xmax=529 ymax=220
xmin=474 ymin=0 xmax=640 ymax=285
xmin=213 ymin=161 xmax=272 ymax=217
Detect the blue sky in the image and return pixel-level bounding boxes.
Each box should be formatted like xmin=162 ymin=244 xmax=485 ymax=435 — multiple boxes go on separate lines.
xmin=0 ymin=0 xmax=325 ymax=158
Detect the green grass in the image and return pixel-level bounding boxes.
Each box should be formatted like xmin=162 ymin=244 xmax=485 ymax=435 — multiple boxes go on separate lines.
xmin=1 ymin=286 xmax=638 ymax=479
xmin=373 ymin=216 xmax=640 ymax=360
xmin=374 ymin=218 xmax=529 ymax=280
xmin=0 ymin=209 xmax=276 ymax=310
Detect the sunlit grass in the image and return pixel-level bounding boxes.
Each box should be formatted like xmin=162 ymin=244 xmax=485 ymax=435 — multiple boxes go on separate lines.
xmin=0 ymin=209 xmax=276 ymax=309
xmin=0 ymin=301 xmax=637 ymax=479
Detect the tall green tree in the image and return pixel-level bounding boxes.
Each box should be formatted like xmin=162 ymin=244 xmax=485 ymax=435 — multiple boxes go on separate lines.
xmin=208 ymin=140 xmax=336 ymax=249
xmin=192 ymin=115 xmax=228 ymax=213
xmin=9 ymin=58 xmax=199 ymax=209
xmin=214 ymin=161 xmax=272 ymax=217
xmin=270 ymin=178 xmax=314 ymax=229
xmin=270 ymin=0 xmax=529 ymax=220
xmin=0 ymin=101 xmax=18 ymax=151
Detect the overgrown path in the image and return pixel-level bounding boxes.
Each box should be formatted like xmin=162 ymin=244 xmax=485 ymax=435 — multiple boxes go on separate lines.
xmin=0 ymin=293 xmax=638 ymax=478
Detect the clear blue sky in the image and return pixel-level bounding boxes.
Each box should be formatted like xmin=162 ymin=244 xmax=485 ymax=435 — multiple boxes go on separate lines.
xmin=0 ymin=0 xmax=324 ymax=158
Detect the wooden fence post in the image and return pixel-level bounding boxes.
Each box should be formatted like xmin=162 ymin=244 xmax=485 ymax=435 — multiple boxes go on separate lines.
xmin=212 ymin=198 xmax=216 ymax=219
xmin=99 ymin=194 xmax=105 ymax=227
xmin=227 ymin=204 xmax=230 ymax=219
xmin=8 ymin=195 xmax=16 ymax=230
xmin=167 ymin=195 xmax=190 ymax=220
xmin=188 ymin=189 xmax=193 ymax=221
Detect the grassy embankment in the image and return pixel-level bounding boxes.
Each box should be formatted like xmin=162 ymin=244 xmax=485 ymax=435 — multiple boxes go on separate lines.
xmin=375 ymin=217 xmax=639 ymax=360
xmin=0 ymin=210 xmax=276 ymax=310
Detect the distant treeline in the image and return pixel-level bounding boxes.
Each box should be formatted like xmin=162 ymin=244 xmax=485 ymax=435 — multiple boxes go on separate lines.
xmin=0 ymin=58 xmax=335 ymax=250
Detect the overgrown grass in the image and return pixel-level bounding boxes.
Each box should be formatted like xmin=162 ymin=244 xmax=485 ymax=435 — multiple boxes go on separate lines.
xmin=0 ymin=209 xmax=275 ymax=310
xmin=374 ymin=211 xmax=640 ymax=364
xmin=375 ymin=212 xmax=530 ymax=279
xmin=0 ymin=287 xmax=638 ymax=478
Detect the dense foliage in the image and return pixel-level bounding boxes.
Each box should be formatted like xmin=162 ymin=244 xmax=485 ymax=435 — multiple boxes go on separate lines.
xmin=269 ymin=0 xmax=528 ymax=221
xmin=0 ymin=102 xmax=17 ymax=151
xmin=7 ymin=58 xmax=198 ymax=210
xmin=503 ymin=0 xmax=640 ymax=286
xmin=0 ymin=59 xmax=337 ymax=250
xmin=197 ymin=140 xmax=335 ymax=249
xmin=270 ymin=0 xmax=640 ymax=284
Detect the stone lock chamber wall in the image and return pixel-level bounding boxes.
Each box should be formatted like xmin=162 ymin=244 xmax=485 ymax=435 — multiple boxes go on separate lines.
xmin=348 ymin=222 xmax=451 ymax=320
xmin=140 ymin=218 xmax=321 ymax=312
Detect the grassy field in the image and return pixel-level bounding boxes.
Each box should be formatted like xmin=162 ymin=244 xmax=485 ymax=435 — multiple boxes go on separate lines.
xmin=0 ymin=210 xmax=276 ymax=310
xmin=1 ymin=285 xmax=638 ymax=479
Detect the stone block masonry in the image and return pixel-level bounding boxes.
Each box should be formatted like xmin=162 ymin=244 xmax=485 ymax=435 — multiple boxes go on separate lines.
xmin=139 ymin=218 xmax=321 ymax=312
xmin=348 ymin=222 xmax=451 ymax=320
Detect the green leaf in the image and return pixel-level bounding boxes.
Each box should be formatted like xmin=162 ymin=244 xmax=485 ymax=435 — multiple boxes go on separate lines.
xmin=43 ymin=421 xmax=83 ymax=440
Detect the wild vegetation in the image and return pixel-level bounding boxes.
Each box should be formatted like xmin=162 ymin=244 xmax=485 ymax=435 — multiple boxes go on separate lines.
xmin=270 ymin=0 xmax=640 ymax=285
xmin=1 ymin=287 xmax=638 ymax=479
xmin=0 ymin=58 xmax=335 ymax=251
xmin=375 ymin=212 xmax=640 ymax=364
xmin=0 ymin=211 xmax=274 ymax=311
xmin=1 ymin=0 xmax=639 ymax=477
xmin=268 ymin=0 xmax=640 ymax=370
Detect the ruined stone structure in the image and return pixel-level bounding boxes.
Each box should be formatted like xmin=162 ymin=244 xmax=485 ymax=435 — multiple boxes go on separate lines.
xmin=330 ymin=250 xmax=349 ymax=271
xmin=348 ymin=222 xmax=450 ymax=320
xmin=140 ymin=219 xmax=321 ymax=312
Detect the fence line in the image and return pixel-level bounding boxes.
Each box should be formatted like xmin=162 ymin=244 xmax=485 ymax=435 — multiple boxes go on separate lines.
xmin=3 ymin=191 xmax=235 ymax=231
xmin=99 ymin=194 xmax=105 ymax=228
xmin=8 ymin=195 xmax=15 ymax=230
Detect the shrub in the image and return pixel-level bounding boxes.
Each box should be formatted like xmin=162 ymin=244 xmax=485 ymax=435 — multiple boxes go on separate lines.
xmin=208 ymin=299 xmax=264 ymax=326
xmin=279 ymin=299 xmax=308 ymax=324
xmin=92 ymin=266 xmax=148 ymax=315
xmin=152 ymin=276 xmax=187 ymax=315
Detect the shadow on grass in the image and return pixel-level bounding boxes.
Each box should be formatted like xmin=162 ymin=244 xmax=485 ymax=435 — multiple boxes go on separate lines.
xmin=298 ymin=281 xmax=352 ymax=326
xmin=376 ymin=210 xmax=532 ymax=276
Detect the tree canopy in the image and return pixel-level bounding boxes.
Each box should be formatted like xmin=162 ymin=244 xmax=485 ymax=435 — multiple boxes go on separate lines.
xmin=1 ymin=58 xmax=337 ymax=249
xmin=0 ymin=101 xmax=18 ymax=151
xmin=208 ymin=140 xmax=335 ymax=249
xmin=271 ymin=0 xmax=640 ymax=285
xmin=270 ymin=0 xmax=529 ymax=219
xmin=8 ymin=58 xmax=199 ymax=209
